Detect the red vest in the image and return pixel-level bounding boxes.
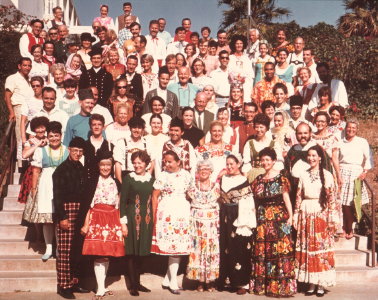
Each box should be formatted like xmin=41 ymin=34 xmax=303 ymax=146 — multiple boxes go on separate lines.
xmin=27 ymin=33 xmax=44 ymax=53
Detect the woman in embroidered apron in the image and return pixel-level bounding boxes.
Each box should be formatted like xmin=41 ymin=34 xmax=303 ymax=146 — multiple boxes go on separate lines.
xmin=186 ymin=160 xmax=220 ymax=292
xmin=23 ymin=121 xmax=68 ymax=261
xmin=119 ymin=150 xmax=155 ymax=296
xmin=294 ymin=145 xmax=338 ymax=297
xmin=81 ymin=150 xmax=125 ymax=299
xmin=151 ymin=150 xmax=193 ymax=295
xmin=218 ymin=154 xmax=256 ymax=295
xmin=250 ymin=147 xmax=296 ymax=297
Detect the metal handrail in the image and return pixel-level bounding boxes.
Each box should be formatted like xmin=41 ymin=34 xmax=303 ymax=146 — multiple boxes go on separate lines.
xmin=0 ymin=120 xmax=16 ymax=194
xmin=364 ymin=179 xmax=376 ymax=267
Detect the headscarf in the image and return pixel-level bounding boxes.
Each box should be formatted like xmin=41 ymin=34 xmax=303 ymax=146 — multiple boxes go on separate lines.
xmin=65 ymin=53 xmax=82 ymax=78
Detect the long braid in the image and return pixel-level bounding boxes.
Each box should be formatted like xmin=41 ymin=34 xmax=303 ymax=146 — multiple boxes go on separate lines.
xmin=319 ymin=166 xmax=327 ymax=210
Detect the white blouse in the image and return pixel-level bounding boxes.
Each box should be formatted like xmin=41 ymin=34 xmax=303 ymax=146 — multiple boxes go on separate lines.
xmin=339 ymin=136 xmax=373 ymax=169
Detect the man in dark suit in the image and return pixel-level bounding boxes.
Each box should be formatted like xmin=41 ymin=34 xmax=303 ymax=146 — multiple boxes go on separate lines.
xmin=79 ymin=48 xmax=113 ymax=110
xmin=192 ymin=91 xmax=214 ymax=134
xmin=142 ymin=66 xmax=179 ymax=118
xmin=120 ymin=55 xmax=143 ymax=115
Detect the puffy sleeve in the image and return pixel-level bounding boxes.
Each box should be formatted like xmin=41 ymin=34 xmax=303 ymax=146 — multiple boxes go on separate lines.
xmin=31 ymin=147 xmax=43 ymax=168
xmin=233 ymin=185 xmax=256 ymax=236
xmin=362 ymin=138 xmax=374 ymax=170
xmin=153 ymin=173 xmax=165 ymax=191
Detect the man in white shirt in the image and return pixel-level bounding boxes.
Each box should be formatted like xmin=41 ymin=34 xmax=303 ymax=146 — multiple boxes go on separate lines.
xmin=4 ymin=57 xmax=34 ymax=162
xmin=116 ymin=1 xmax=140 ymax=32
xmin=113 ymin=117 xmax=151 ymax=182
xmin=145 ymin=20 xmax=166 ymax=67
xmin=287 ymin=95 xmax=315 ymax=131
xmin=29 ymin=87 xmax=69 ymax=138
xmin=303 ymin=48 xmax=321 ymax=84
xmin=210 ymin=50 xmax=231 ymax=107
xmin=246 ymin=28 xmax=260 ymax=61
xmin=288 ymin=37 xmax=305 ymax=76
xmin=197 ymin=39 xmax=219 ymax=75
xmin=314 ymin=62 xmax=349 ymax=109
xmin=166 ymin=27 xmax=188 ymax=55
xmin=19 ymin=19 xmax=45 ymax=58
xmin=157 ymin=17 xmax=172 ymax=46
xmin=46 ymin=6 xmax=66 ymax=30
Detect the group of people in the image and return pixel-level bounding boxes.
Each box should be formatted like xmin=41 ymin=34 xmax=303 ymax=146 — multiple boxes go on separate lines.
xmin=3 ymin=1 xmax=374 ymax=300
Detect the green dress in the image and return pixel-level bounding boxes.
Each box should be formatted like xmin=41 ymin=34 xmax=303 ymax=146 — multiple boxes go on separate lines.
xmin=120 ymin=172 xmax=155 ymax=256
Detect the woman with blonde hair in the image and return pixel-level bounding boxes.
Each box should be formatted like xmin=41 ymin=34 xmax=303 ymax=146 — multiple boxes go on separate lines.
xmin=64 ymin=53 xmax=83 ymax=81
xmin=105 ymin=103 xmax=131 ymax=146
xmin=103 ymin=48 xmax=126 ymax=81
xmin=48 ymin=63 xmax=66 ymax=100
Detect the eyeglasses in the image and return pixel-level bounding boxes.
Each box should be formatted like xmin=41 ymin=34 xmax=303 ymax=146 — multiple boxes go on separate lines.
xmin=70 ymin=148 xmax=83 ymax=154
xmin=220 ymin=56 xmax=229 ymax=60
xmin=49 ymin=32 xmax=58 ymax=35
xmin=116 ymin=86 xmax=127 ymax=89
xmin=32 ymin=84 xmax=41 ymax=88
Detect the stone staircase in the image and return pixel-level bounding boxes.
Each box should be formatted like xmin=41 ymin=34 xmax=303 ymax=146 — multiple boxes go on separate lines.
xmin=0 ymin=173 xmax=377 ymax=292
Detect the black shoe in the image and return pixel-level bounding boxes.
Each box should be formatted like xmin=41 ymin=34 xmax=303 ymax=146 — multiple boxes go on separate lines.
xmin=137 ymin=284 xmax=151 ymax=292
xmin=168 ymin=287 xmax=180 ymax=295
xmin=316 ymin=287 xmax=325 ymax=297
xmin=129 ymin=289 xmax=139 ymax=296
xmin=57 ymin=288 xmax=75 ymax=299
xmin=71 ymin=285 xmax=90 ymax=293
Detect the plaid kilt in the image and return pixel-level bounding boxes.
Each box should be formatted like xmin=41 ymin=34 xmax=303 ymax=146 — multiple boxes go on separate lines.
xmin=340 ymin=164 xmax=369 ymax=206
xmin=56 ymin=202 xmax=80 ymax=289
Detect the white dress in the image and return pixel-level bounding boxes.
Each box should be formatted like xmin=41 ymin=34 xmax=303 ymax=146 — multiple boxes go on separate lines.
xmin=151 ymin=169 xmax=193 ymax=255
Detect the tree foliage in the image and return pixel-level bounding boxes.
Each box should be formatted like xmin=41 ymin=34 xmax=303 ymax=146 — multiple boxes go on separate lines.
xmin=218 ymin=0 xmax=291 ymax=35
xmin=263 ymin=22 xmax=378 ymax=119
xmin=337 ymin=0 xmax=378 ymax=38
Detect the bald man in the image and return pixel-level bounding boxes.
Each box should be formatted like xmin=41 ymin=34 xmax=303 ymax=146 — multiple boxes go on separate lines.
xmin=192 ymin=92 xmax=214 ymax=134
xmin=167 ymin=66 xmax=201 ymax=107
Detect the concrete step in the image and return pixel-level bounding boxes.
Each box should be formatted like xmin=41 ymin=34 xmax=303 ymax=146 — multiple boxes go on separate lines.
xmin=336 ymin=266 xmax=378 ymax=282
xmin=0 ymin=210 xmax=23 ymax=225
xmin=6 ymin=184 xmax=21 ymax=198
xmin=335 ymin=235 xmax=368 ymax=251
xmin=0 ymin=255 xmax=55 ymax=271
xmin=0 ymin=240 xmax=45 ymax=255
xmin=0 ymin=272 xmax=174 ymax=293
xmin=335 ymin=250 xmax=369 ymax=267
xmin=0 ymin=224 xmax=27 ymax=239
xmin=2 ymin=197 xmax=24 ymax=211
xmin=13 ymin=172 xmax=21 ymax=184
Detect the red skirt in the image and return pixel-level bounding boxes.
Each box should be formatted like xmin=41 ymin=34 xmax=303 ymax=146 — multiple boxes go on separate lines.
xmin=82 ymin=204 xmax=125 ymax=257
xmin=18 ymin=165 xmax=33 ymax=203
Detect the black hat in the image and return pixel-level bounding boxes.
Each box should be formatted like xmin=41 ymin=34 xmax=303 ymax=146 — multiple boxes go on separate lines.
xmin=69 ymin=137 xmax=86 ymax=149
xmin=80 ymin=32 xmax=96 ymax=43
xmin=289 ymin=95 xmax=304 ymax=107
xmin=65 ymin=34 xmax=80 ymax=46
xmin=78 ymin=89 xmax=94 ymax=100
xmin=88 ymin=47 xmax=103 ymax=57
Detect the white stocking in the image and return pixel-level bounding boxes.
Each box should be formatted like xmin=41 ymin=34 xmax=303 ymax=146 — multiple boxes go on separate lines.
xmin=42 ymin=223 xmax=54 ymax=255
xmin=168 ymin=256 xmax=181 ymax=290
xmin=94 ymin=260 xmax=107 ymax=296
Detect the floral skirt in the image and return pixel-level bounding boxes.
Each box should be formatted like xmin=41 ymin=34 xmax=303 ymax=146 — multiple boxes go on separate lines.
xmin=22 ymin=193 xmax=53 ymax=224
xmin=151 ymin=196 xmax=191 ymax=255
xmin=187 ymin=207 xmax=220 ymax=283
xmin=251 ymin=201 xmax=297 ymax=296
xmin=295 ymin=201 xmax=336 ymax=287
xmin=82 ymin=204 xmax=125 ymax=257
xmin=18 ymin=164 xmax=33 ymax=203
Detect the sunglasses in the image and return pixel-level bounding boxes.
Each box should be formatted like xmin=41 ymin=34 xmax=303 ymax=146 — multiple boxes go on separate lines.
xmin=49 ymin=32 xmax=58 ymax=35
xmin=220 ymin=56 xmax=229 ymax=60
xmin=117 ymin=86 xmax=127 ymax=89
xmin=32 ymin=84 xmax=41 ymax=88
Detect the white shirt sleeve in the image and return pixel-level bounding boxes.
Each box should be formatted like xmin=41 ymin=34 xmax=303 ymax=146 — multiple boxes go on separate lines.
xmin=188 ymin=143 xmax=197 ymax=178
xmin=31 ymin=147 xmax=43 ymax=168
xmin=242 ymin=141 xmax=252 ymax=173
xmin=19 ymin=34 xmax=32 ymax=58
xmin=113 ymin=139 xmax=126 ymax=169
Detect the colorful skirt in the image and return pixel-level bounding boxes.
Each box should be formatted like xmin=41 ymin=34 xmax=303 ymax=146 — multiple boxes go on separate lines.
xmin=340 ymin=164 xmax=369 ymax=206
xmin=18 ymin=164 xmax=33 ymax=203
xmin=22 ymin=193 xmax=53 ymax=224
xmin=82 ymin=204 xmax=125 ymax=257
xmin=295 ymin=199 xmax=336 ymax=287
xmin=187 ymin=207 xmax=220 ymax=283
